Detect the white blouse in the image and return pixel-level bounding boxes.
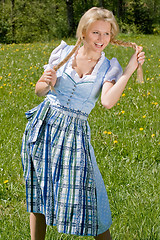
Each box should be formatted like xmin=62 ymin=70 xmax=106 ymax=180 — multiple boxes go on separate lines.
xmin=44 ymin=40 xmax=123 ymax=84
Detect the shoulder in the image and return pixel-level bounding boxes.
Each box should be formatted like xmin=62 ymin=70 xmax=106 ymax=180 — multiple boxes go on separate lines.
xmin=43 ymin=41 xmax=73 ymax=71
xmin=103 ymin=57 xmax=123 ymax=84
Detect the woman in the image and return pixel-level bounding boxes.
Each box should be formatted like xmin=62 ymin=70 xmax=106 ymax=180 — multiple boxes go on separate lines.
xmin=21 ymin=7 xmax=145 ymax=240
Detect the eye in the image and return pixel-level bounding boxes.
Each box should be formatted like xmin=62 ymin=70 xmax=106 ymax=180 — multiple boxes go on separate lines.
xmin=93 ymin=31 xmax=99 ymax=34
xmin=105 ymin=32 xmax=110 ymax=36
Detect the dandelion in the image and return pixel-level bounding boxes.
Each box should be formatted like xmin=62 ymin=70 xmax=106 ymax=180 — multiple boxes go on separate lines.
xmin=30 ymin=82 xmax=33 ymax=85
xmin=122 ymin=93 xmax=125 ymax=97
xmin=108 ymin=132 xmax=112 ymax=135
xmin=151 ymin=134 xmax=155 ymax=138
xmin=143 ymin=94 xmax=146 ymax=97
xmin=30 ymin=66 xmax=33 ymax=69
xmin=8 ymin=73 xmax=11 ymax=76
xmin=152 ymin=102 xmax=158 ymax=105
xmin=148 ymin=59 xmax=151 ymax=61
xmin=121 ymin=111 xmax=125 ymax=114
xmin=0 ymin=76 xmax=2 ymax=80
xmin=117 ymin=103 xmax=120 ymax=106
xmin=3 ymin=83 xmax=6 ymax=86
xmin=0 ymin=86 xmax=3 ymax=89
xmin=142 ymin=115 xmax=146 ymax=118
xmin=128 ymin=87 xmax=131 ymax=90
xmin=147 ymin=78 xmax=150 ymax=80
xmin=139 ymin=128 xmax=144 ymax=131
xmin=103 ymin=131 xmax=107 ymax=134
xmin=4 ymin=180 xmax=9 ymax=184
xmin=113 ymin=140 xmax=118 ymax=144
xmin=147 ymin=92 xmax=150 ymax=95
xmin=9 ymin=91 xmax=12 ymax=94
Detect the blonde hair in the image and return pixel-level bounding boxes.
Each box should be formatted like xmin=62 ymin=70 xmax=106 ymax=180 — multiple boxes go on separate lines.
xmin=54 ymin=7 xmax=143 ymax=82
xmin=76 ymin=7 xmax=119 ymax=41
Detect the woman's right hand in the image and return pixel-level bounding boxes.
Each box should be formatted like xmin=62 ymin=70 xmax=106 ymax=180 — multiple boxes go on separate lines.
xmin=35 ymin=68 xmax=57 ymax=97
xmin=38 ymin=68 xmax=57 ymax=88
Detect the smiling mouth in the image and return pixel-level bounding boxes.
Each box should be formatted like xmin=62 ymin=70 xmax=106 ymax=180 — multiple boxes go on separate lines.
xmin=95 ymin=43 xmax=104 ymax=48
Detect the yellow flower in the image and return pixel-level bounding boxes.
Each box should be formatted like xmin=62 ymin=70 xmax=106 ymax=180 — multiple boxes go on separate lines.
xmin=30 ymin=82 xmax=33 ymax=85
xmin=108 ymin=131 xmax=112 ymax=135
xmin=143 ymin=94 xmax=146 ymax=97
xmin=0 ymin=86 xmax=3 ymax=89
xmin=103 ymin=131 xmax=108 ymax=134
xmin=147 ymin=92 xmax=150 ymax=95
xmin=142 ymin=115 xmax=146 ymax=118
xmin=3 ymin=83 xmax=6 ymax=86
xmin=30 ymin=66 xmax=33 ymax=69
xmin=147 ymin=78 xmax=149 ymax=80
xmin=152 ymin=102 xmax=158 ymax=105
xmin=139 ymin=128 xmax=144 ymax=131
xmin=122 ymin=93 xmax=125 ymax=97
xmin=8 ymin=73 xmax=11 ymax=76
xmin=113 ymin=140 xmax=118 ymax=144
xmin=117 ymin=103 xmax=120 ymax=105
xmin=4 ymin=180 xmax=9 ymax=184
xmin=128 ymin=87 xmax=131 ymax=90
xmin=151 ymin=134 xmax=155 ymax=138
xmin=0 ymin=76 xmax=2 ymax=80
xmin=9 ymin=91 xmax=12 ymax=94
xmin=148 ymin=59 xmax=151 ymax=61
xmin=121 ymin=111 xmax=125 ymax=114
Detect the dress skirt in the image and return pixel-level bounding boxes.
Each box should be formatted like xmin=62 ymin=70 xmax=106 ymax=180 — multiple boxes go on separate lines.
xmin=21 ymin=99 xmax=112 ymax=236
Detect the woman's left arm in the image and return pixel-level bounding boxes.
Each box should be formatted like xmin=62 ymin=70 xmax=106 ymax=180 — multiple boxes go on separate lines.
xmin=101 ymin=46 xmax=145 ymax=109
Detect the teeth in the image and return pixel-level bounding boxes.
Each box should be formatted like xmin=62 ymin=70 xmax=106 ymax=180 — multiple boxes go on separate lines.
xmin=96 ymin=43 xmax=103 ymax=46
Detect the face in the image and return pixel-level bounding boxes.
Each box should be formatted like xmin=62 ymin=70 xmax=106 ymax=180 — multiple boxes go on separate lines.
xmin=83 ymin=20 xmax=111 ymax=53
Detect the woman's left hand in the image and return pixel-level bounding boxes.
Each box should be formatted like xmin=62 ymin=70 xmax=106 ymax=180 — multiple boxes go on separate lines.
xmin=125 ymin=46 xmax=145 ymax=75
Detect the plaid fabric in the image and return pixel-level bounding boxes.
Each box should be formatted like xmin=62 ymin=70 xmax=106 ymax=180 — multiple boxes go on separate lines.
xmin=21 ymin=99 xmax=99 ymax=236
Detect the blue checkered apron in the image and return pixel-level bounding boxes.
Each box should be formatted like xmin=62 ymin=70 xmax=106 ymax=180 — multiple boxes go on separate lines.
xmin=22 ymin=99 xmax=101 ymax=236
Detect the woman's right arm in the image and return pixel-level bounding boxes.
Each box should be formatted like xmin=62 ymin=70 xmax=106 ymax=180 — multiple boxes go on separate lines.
xmin=35 ymin=68 xmax=57 ymax=97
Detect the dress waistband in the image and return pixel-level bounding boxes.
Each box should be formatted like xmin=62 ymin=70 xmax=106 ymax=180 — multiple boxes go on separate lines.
xmin=50 ymin=103 xmax=88 ymax=120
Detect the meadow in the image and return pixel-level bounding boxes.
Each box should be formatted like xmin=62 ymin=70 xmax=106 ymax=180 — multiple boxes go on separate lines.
xmin=0 ymin=34 xmax=160 ymax=240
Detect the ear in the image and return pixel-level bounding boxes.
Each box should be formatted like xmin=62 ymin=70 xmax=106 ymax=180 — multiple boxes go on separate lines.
xmin=82 ymin=30 xmax=86 ymax=39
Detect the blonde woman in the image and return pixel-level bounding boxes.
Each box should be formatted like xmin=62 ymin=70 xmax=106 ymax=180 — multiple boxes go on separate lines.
xmin=21 ymin=7 xmax=145 ymax=240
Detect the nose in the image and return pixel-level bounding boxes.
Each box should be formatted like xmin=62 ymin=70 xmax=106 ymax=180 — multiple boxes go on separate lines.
xmin=97 ymin=33 xmax=102 ymax=41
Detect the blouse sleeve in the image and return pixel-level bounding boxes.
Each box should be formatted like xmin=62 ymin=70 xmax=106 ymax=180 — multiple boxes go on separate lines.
xmin=43 ymin=40 xmax=67 ymax=71
xmin=103 ymin=58 xmax=123 ymax=84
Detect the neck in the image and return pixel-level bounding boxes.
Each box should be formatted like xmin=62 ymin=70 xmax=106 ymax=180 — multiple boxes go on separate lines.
xmin=80 ymin=46 xmax=101 ymax=62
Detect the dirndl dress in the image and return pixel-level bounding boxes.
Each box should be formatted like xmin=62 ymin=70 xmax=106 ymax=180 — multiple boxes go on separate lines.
xmin=21 ymin=41 xmax=123 ymax=236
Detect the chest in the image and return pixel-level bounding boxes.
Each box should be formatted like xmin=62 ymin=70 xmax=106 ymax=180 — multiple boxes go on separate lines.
xmin=72 ymin=56 xmax=98 ymax=78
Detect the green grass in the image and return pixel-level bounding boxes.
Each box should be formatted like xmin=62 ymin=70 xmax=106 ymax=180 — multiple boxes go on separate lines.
xmin=0 ymin=34 xmax=160 ymax=240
